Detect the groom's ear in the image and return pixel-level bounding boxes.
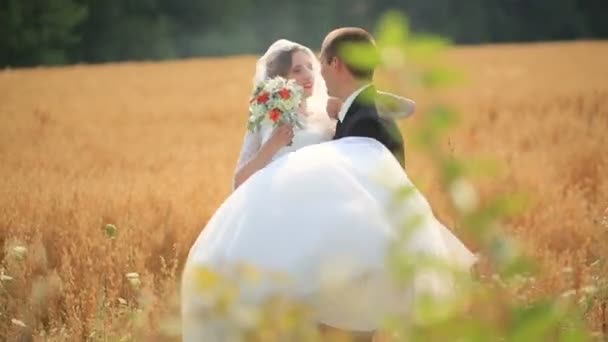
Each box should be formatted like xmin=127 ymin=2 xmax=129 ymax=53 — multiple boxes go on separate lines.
xmin=332 ymin=56 xmax=344 ymax=71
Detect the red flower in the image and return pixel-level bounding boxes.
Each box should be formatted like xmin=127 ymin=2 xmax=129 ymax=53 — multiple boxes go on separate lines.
xmin=269 ymin=108 xmax=282 ymax=122
xmin=278 ymin=88 xmax=291 ymax=100
xmin=257 ymin=92 xmax=270 ymax=104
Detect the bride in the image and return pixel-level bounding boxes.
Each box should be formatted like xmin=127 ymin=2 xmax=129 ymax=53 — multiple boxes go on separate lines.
xmin=182 ymin=36 xmax=476 ymax=341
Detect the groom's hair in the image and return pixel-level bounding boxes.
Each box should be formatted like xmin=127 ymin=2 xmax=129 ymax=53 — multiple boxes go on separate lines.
xmin=321 ymin=27 xmax=378 ymax=80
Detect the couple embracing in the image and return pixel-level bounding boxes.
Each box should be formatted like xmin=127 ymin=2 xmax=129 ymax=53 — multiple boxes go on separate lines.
xmin=182 ymin=28 xmax=476 ymax=341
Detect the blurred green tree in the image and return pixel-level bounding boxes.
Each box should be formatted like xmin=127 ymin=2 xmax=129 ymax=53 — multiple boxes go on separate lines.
xmin=1 ymin=0 xmax=608 ymax=67
xmin=0 ymin=0 xmax=87 ymax=66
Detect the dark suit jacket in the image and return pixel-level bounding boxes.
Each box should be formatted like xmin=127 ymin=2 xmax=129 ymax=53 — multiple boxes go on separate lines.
xmin=333 ymin=85 xmax=405 ymax=168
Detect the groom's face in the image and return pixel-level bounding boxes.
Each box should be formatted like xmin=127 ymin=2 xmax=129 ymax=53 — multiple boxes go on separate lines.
xmin=320 ymin=55 xmax=338 ymax=97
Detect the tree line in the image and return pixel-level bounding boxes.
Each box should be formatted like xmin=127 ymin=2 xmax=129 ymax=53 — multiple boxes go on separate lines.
xmin=1 ymin=0 xmax=606 ymax=67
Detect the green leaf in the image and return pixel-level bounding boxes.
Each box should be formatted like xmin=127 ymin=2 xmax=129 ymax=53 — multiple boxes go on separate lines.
xmin=466 ymin=193 xmax=528 ymax=228
xmin=428 ymin=105 xmax=460 ymax=130
xmin=559 ymin=317 xmax=590 ymax=342
xmin=394 ymin=184 xmax=417 ymax=201
xmin=338 ymin=42 xmax=381 ymax=71
xmin=441 ymin=159 xmax=466 ymax=184
xmin=493 ymin=192 xmax=529 ymax=217
xmin=376 ymin=11 xmax=410 ymax=47
xmin=411 ymin=106 xmax=459 ymax=148
xmin=421 ymin=67 xmax=463 ymax=88
xmin=437 ymin=319 xmax=497 ymax=342
xmin=104 ymin=223 xmax=117 ymax=239
xmin=464 ymin=157 xmax=504 ymax=178
xmin=509 ymin=300 xmax=564 ymax=342
xmin=501 ymin=254 xmax=537 ymax=279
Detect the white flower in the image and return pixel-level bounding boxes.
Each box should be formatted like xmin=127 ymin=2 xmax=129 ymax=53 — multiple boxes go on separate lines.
xmin=126 ymin=272 xmax=141 ymax=287
xmin=449 ymin=178 xmax=478 ymax=212
xmin=11 ymin=318 xmax=26 ymax=328
xmin=266 ymin=77 xmax=282 ymax=90
xmin=12 ymin=246 xmax=27 ymax=260
xmin=581 ymin=286 xmax=597 ymax=295
xmin=561 ymin=289 xmax=576 ymax=298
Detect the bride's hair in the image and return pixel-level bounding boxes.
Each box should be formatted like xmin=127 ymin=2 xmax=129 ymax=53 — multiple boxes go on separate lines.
xmin=265 ymin=46 xmax=307 ymax=79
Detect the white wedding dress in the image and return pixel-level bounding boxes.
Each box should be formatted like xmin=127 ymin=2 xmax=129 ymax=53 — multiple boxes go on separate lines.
xmin=181 ymin=110 xmax=476 ymax=339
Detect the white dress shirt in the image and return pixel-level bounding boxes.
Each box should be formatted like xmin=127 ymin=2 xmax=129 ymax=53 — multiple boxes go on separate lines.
xmin=337 ymin=84 xmax=372 ymax=122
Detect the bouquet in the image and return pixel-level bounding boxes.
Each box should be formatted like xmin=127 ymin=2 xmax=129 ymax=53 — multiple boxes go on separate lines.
xmin=248 ymin=77 xmax=304 ymax=133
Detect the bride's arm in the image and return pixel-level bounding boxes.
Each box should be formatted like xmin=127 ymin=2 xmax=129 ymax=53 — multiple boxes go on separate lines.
xmin=326 ymin=92 xmax=415 ymax=119
xmin=376 ymin=91 xmax=416 ymax=118
xmin=233 ymin=125 xmax=293 ymax=190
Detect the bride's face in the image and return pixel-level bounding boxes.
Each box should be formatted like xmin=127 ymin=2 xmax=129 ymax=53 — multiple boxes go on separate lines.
xmin=288 ymin=51 xmax=314 ymax=97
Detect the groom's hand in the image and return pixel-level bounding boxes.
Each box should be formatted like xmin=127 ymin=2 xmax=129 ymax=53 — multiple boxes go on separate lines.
xmin=326 ymin=97 xmax=342 ymax=120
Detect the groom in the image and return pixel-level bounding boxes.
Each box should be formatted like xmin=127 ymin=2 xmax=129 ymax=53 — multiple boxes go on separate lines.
xmin=320 ymin=27 xmax=405 ymax=168
xmin=317 ymin=26 xmax=403 ymax=342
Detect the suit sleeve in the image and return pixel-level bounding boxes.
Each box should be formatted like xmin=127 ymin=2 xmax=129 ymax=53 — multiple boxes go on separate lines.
xmin=348 ymin=116 xmax=384 ymax=140
xmin=350 ymin=116 xmax=405 ymax=168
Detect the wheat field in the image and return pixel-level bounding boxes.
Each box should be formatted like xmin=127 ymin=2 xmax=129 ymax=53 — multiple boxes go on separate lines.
xmin=0 ymin=41 xmax=607 ymax=340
